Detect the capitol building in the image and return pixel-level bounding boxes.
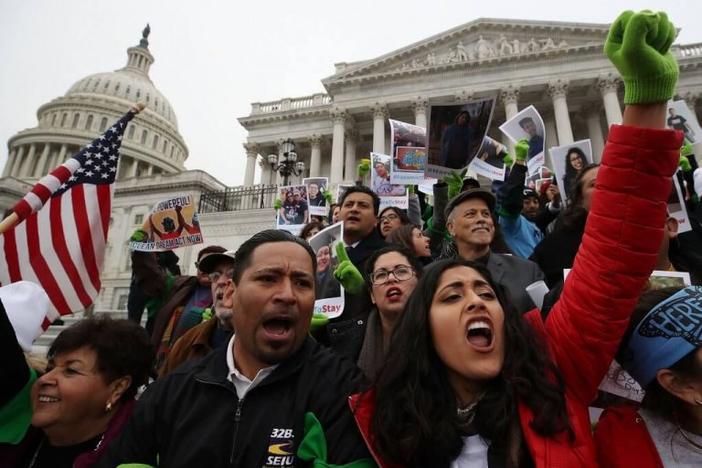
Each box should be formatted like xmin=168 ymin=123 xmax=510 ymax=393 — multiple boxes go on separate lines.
xmin=2 ymin=18 xmax=702 ymax=311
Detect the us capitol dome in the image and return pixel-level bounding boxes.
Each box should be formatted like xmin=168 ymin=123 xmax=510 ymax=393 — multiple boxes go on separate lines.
xmin=2 ymin=25 xmax=188 ymax=182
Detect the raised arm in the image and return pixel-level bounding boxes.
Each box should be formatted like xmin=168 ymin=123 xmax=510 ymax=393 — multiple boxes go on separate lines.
xmin=544 ymin=10 xmax=683 ymax=404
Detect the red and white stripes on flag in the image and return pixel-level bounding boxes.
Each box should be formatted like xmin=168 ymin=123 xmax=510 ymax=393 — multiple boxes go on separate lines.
xmin=1 ymin=109 xmax=135 ymax=321
xmin=0 ymin=184 xmax=111 ymax=322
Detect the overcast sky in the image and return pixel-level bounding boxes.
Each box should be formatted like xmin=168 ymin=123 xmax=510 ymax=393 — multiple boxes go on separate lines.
xmin=1 ymin=0 xmax=700 ymax=186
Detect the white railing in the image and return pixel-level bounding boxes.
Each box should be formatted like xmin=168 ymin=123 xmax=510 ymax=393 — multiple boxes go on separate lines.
xmin=677 ymin=43 xmax=702 ymax=59
xmin=251 ymin=93 xmax=332 ymax=115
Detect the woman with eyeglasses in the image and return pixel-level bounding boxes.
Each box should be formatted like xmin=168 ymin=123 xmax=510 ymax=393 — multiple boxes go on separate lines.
xmin=377 ymin=207 xmax=410 ymax=238
xmin=347 ymin=11 xmax=684 ymax=466
xmin=329 ymin=245 xmax=423 ymax=379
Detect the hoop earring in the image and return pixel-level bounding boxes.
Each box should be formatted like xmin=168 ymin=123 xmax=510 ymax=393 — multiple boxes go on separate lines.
xmin=695 ymin=399 xmax=702 ymax=406
xmin=105 ymin=401 xmax=112 ymax=412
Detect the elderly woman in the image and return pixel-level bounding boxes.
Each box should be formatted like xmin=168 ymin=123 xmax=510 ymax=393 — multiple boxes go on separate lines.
xmin=349 ymin=11 xmax=683 ymax=466
xmin=596 ymin=286 xmax=702 ymax=467
xmin=2 ymin=317 xmax=152 ymax=468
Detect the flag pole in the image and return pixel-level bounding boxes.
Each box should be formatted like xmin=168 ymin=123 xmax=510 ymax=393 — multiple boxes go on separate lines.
xmin=0 ymin=103 xmax=145 ymax=236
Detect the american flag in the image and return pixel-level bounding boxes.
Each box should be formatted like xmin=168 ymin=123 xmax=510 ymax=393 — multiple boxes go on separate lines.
xmin=0 ymin=109 xmax=136 ymax=322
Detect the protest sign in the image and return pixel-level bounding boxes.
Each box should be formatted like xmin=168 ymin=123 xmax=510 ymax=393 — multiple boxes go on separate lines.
xmin=129 ymin=195 xmax=203 ymax=252
xmin=500 ymin=105 xmax=546 ymax=176
xmin=389 ymin=119 xmax=427 ymax=185
xmin=427 ymin=98 xmax=495 ymax=178
xmin=371 ymin=152 xmax=408 ymax=209
xmin=468 ymin=136 xmax=507 ymax=181
xmin=303 ymin=177 xmax=329 ymax=217
xmin=549 ymin=139 xmax=593 ymax=203
xmin=669 ymin=171 xmax=692 ymax=234
xmin=666 ymin=99 xmax=702 ymax=144
xmin=308 ymin=222 xmax=345 ymax=319
xmin=276 ymin=185 xmax=310 ymax=235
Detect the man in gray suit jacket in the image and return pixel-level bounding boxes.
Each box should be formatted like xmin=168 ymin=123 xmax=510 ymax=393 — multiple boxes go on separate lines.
xmin=445 ymin=188 xmax=545 ymax=313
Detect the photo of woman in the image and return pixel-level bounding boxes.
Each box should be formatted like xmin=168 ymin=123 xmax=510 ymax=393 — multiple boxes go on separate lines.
xmin=562 ymin=147 xmax=588 ymax=198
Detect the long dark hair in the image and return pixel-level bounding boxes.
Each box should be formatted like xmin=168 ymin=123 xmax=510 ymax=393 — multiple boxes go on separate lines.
xmin=385 ymin=224 xmax=419 ymax=255
xmin=555 ymin=163 xmax=599 ymax=232
xmin=564 ymin=147 xmax=587 ymax=179
xmin=369 ymin=259 xmax=571 ymax=466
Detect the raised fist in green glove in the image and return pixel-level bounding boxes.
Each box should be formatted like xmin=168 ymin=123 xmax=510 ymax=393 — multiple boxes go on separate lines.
xmin=443 ymin=168 xmax=467 ymax=200
xmin=273 ymin=198 xmax=282 ymax=210
xmin=604 ymin=10 xmax=678 ymax=104
xmin=679 ymin=154 xmax=692 ymax=172
xmin=503 ymin=153 xmax=514 ymax=167
xmin=129 ymin=229 xmax=147 ymax=242
xmin=333 ymin=242 xmax=364 ymax=295
xmin=681 ymin=142 xmax=694 ymax=158
xmin=515 ymin=139 xmax=530 ymax=162
xmin=322 ymin=189 xmax=333 ymax=204
xmin=310 ymin=313 xmax=329 ymax=334
xmin=357 ymin=159 xmax=371 ymax=179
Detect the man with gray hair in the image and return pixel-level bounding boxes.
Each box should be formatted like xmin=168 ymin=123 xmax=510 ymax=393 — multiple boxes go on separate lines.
xmin=445 ymin=188 xmax=545 ymax=313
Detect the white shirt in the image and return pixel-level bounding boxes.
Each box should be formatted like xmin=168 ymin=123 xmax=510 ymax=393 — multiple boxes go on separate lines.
xmin=450 ymin=435 xmax=489 ymax=468
xmin=225 ymin=335 xmax=278 ymax=400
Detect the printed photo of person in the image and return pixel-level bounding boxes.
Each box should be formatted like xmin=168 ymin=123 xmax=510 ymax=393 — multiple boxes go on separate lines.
xmin=314 ymin=243 xmax=340 ymax=299
xmin=550 ymin=139 xmax=593 ymax=203
xmin=371 ymin=153 xmax=406 ymax=197
xmin=308 ymin=222 xmax=345 ymax=317
xmin=666 ymin=100 xmax=702 ymax=144
xmin=427 ymin=98 xmax=495 ymax=177
xmin=499 ymin=105 xmax=547 ymax=173
xmin=276 ymin=185 xmax=309 ymax=232
xmin=303 ymin=177 xmax=328 ymax=217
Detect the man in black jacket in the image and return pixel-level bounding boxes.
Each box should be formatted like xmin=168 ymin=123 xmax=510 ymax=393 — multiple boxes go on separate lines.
xmin=98 ymin=230 xmax=370 ymax=468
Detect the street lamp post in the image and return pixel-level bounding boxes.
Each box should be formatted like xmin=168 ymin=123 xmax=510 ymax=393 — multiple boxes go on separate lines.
xmin=268 ymin=138 xmax=305 ymax=186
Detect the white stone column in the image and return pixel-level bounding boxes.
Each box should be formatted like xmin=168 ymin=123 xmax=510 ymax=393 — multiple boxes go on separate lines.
xmin=55 ymin=144 xmax=67 ymax=169
xmin=543 ymin=114 xmax=558 ymax=161
xmin=243 ymin=142 xmax=259 ymax=187
xmin=597 ymin=74 xmax=623 ymax=127
xmin=547 ymin=80 xmax=574 ymax=145
xmin=34 ymin=143 xmax=51 ymax=177
xmin=344 ymin=127 xmax=357 ymax=182
xmin=309 ymin=134 xmax=322 ymax=177
xmin=583 ymin=105 xmax=605 ymax=163
xmin=127 ymin=157 xmax=138 ymax=178
xmin=412 ymin=99 xmax=428 ymax=130
xmin=18 ymin=144 xmax=37 ymax=178
xmin=371 ymin=104 xmax=388 ymax=154
xmin=500 ymin=86 xmax=520 ymax=120
xmin=146 ymin=165 xmax=153 ymax=176
xmin=3 ymin=148 xmax=17 ymax=177
xmin=330 ymin=109 xmax=347 ymax=183
xmin=500 ymin=86 xmax=520 ymax=154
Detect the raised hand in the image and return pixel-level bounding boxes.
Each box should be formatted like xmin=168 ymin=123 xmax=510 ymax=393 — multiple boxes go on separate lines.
xmin=129 ymin=229 xmax=147 ymax=242
xmin=357 ymin=159 xmax=371 ymax=179
xmin=273 ymin=198 xmax=282 ymax=210
xmin=604 ymin=10 xmax=678 ymax=104
xmin=515 ymin=139 xmax=530 ymax=162
xmin=322 ymin=189 xmax=333 ymax=204
xmin=333 ymin=241 xmax=364 ymax=294
xmin=443 ymin=168 xmax=467 ymax=199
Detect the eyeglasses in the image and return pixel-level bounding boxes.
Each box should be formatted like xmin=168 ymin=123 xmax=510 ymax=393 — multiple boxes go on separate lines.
xmin=379 ymin=213 xmax=400 ymax=223
xmin=207 ymin=269 xmax=235 ymax=282
xmin=370 ymin=266 xmax=415 ymax=285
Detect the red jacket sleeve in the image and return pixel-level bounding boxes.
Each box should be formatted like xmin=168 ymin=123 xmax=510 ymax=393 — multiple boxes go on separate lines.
xmin=545 ymin=125 xmax=683 ymax=405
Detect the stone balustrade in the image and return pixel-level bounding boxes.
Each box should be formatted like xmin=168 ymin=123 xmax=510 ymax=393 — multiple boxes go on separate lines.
xmin=252 ymin=93 xmax=332 ymax=115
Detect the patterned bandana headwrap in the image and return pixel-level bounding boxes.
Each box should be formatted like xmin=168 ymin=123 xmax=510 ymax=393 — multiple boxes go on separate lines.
xmin=624 ymin=286 xmax=702 ymax=387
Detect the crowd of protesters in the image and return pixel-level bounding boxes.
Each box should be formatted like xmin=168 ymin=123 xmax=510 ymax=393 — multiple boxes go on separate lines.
xmin=2 ymin=10 xmax=702 ymax=467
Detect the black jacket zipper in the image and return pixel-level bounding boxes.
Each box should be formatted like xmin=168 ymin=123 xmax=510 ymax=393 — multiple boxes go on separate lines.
xmin=229 ymin=398 xmax=244 ymax=465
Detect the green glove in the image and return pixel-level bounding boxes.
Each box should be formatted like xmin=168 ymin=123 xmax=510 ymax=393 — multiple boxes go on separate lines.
xmin=503 ymin=153 xmax=514 ymax=167
xmin=129 ymin=229 xmax=147 ymax=242
xmin=443 ymin=168 xmax=467 ymax=200
xmin=333 ymin=242 xmax=364 ymax=295
xmin=201 ymin=307 xmax=213 ymax=323
xmin=604 ymin=10 xmax=678 ymax=104
xmin=407 ymin=184 xmax=415 ymax=195
xmin=297 ymin=412 xmax=375 ymax=468
xmin=680 ymin=154 xmax=692 ymax=172
xmin=310 ymin=313 xmax=329 ymax=334
xmin=322 ymin=189 xmax=333 ymax=204
xmin=357 ymin=159 xmax=370 ymax=179
xmin=515 ymin=139 xmax=529 ymax=162
xmin=681 ymin=142 xmax=694 ymax=158
xmin=273 ymin=198 xmax=282 ymax=210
